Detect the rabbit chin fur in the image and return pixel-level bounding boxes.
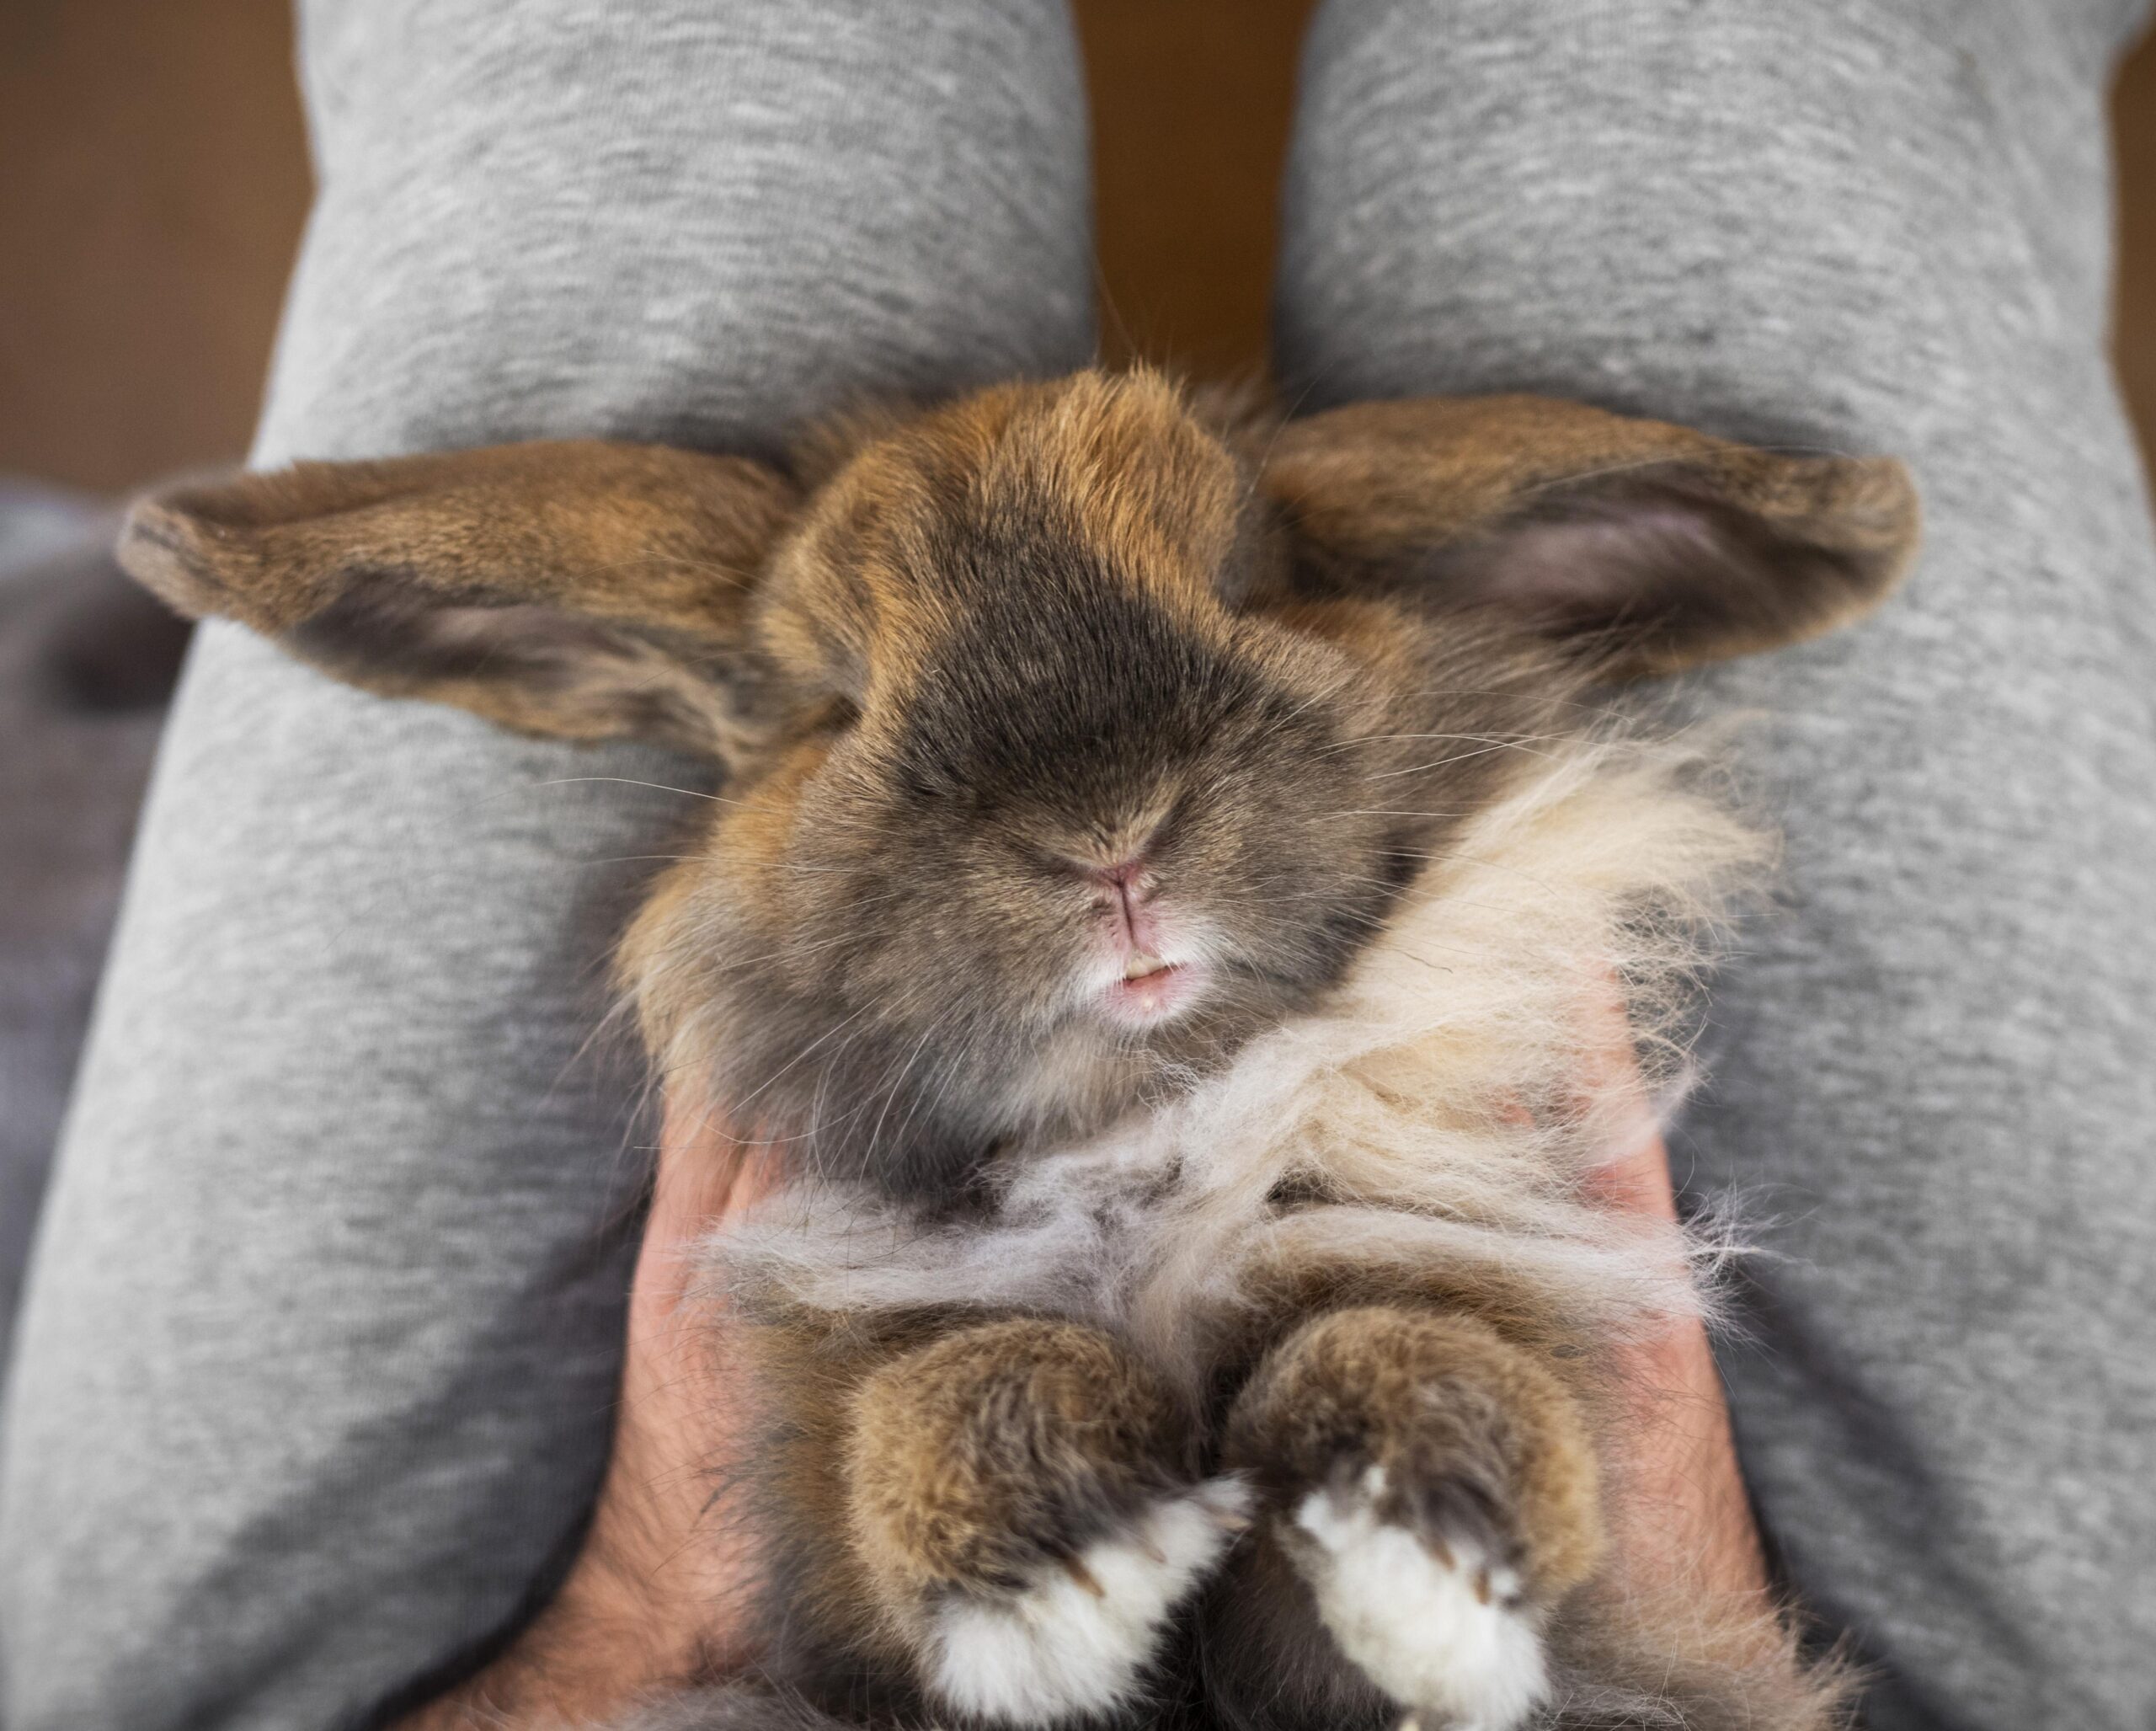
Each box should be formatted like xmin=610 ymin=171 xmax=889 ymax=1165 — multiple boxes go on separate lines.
xmin=702 ymin=727 xmax=1764 ymax=1369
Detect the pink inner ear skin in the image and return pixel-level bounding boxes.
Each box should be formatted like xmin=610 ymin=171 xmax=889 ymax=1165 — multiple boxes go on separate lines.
xmin=1467 ymin=508 xmax=1726 ymax=622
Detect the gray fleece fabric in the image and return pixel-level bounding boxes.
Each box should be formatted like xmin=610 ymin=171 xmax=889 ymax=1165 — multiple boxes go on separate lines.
xmin=1278 ymin=4 xmax=2156 ymax=1728
xmin=4 ymin=2 xmax=2153 ymax=1729
xmin=0 ymin=4 xmax=1094 ymax=1727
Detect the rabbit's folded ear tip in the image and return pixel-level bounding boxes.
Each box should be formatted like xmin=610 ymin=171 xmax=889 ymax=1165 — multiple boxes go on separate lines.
xmin=1827 ymin=452 xmax=1922 ymax=560
xmin=117 ymin=495 xmax=244 ymax=619
xmin=119 ymin=483 xmax=360 ymax=638
xmin=117 ymin=496 xmax=197 ymax=571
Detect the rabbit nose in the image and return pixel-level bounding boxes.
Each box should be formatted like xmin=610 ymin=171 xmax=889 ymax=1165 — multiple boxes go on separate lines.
xmin=1089 ymin=858 xmax=1151 ymax=897
xmin=1083 ymin=859 xmax=1166 ymax=958
xmin=1084 ymin=858 xmax=1157 ymax=917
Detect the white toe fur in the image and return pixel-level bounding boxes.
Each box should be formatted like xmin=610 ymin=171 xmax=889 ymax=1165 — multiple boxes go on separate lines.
xmin=927 ymin=1477 xmax=1251 ymax=1725
xmin=1292 ymin=1467 xmax=1547 ymax=1731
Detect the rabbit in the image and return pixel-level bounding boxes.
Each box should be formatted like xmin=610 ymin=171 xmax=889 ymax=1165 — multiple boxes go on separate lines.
xmin=120 ymin=367 xmax=1918 ymax=1731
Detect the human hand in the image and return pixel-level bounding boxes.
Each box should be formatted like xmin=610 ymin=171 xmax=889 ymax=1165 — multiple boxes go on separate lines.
xmin=1586 ymin=1128 xmax=1769 ymax=1604
xmin=403 ymin=1055 xmax=1766 ymax=1729
xmin=395 ymin=1100 xmax=781 ymax=1728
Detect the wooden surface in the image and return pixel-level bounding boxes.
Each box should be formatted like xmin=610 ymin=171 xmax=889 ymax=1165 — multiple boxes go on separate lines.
xmin=1075 ymin=0 xmax=1321 ymax=376
xmin=0 ymin=1 xmax=310 ymax=492
xmin=2116 ymin=28 xmax=2156 ymax=459
xmin=1 ymin=0 xmax=2149 ymax=491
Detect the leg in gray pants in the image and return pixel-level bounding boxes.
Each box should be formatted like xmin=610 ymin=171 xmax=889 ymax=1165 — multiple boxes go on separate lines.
xmin=0 ymin=5 xmax=1094 ymax=1727
xmin=1278 ymin=5 xmax=2156 ymax=1728
xmin=3 ymin=3 xmax=2150 ymax=1728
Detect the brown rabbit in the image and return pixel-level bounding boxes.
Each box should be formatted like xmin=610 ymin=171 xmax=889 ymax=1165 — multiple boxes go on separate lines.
xmin=120 ymin=368 xmax=1917 ymax=1731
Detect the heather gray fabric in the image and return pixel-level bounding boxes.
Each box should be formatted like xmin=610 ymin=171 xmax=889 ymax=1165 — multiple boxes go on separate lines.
xmin=1276 ymin=3 xmax=2155 ymax=1728
xmin=6 ymin=3 xmax=2154 ymax=1730
xmin=0 ymin=4 xmax=1092 ymax=1728
xmin=0 ymin=499 xmax=183 ymax=1386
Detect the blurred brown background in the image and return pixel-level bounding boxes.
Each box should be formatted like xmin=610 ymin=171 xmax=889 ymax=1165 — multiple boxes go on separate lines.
xmin=3 ymin=0 xmax=2153 ymax=494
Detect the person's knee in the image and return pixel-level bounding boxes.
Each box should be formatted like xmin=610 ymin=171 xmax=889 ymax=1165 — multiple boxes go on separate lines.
xmin=1275 ymin=0 xmax=2112 ymax=428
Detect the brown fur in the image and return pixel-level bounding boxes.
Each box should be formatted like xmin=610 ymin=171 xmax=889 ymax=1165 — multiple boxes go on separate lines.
xmin=848 ymin=1319 xmax=1193 ymax=1611
xmin=123 ymin=441 xmax=798 ymax=755
xmin=118 ymin=368 xmax=1916 ymax=1731
xmin=1226 ymin=1307 xmax=1604 ymax=1601
xmin=722 ymin=1307 xmax=1213 ymax=1723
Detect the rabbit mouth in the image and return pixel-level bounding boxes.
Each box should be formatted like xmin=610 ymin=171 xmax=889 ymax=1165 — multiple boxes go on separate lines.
xmin=1101 ymin=957 xmax=1205 ymax=1028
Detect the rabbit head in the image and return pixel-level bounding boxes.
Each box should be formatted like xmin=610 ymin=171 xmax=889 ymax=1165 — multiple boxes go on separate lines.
xmin=121 ymin=368 xmax=1916 ymax=1198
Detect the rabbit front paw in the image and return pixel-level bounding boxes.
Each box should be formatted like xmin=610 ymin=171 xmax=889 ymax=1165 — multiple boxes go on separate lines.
xmin=926 ymin=1473 xmax=1251 ymax=1723
xmin=1220 ymin=1306 xmax=1605 ymax=1731
xmin=1289 ymin=1458 xmax=1545 ymax=1731
xmin=847 ymin=1317 xmax=1246 ymax=1726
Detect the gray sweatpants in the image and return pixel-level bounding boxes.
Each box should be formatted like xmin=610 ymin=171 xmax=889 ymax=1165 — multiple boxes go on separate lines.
xmin=3 ymin=3 xmax=2152 ymax=1728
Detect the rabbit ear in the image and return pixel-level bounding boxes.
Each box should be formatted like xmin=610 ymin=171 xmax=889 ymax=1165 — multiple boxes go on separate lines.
xmin=119 ymin=441 xmax=801 ymax=761
xmin=1260 ymin=396 xmax=1919 ymax=677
